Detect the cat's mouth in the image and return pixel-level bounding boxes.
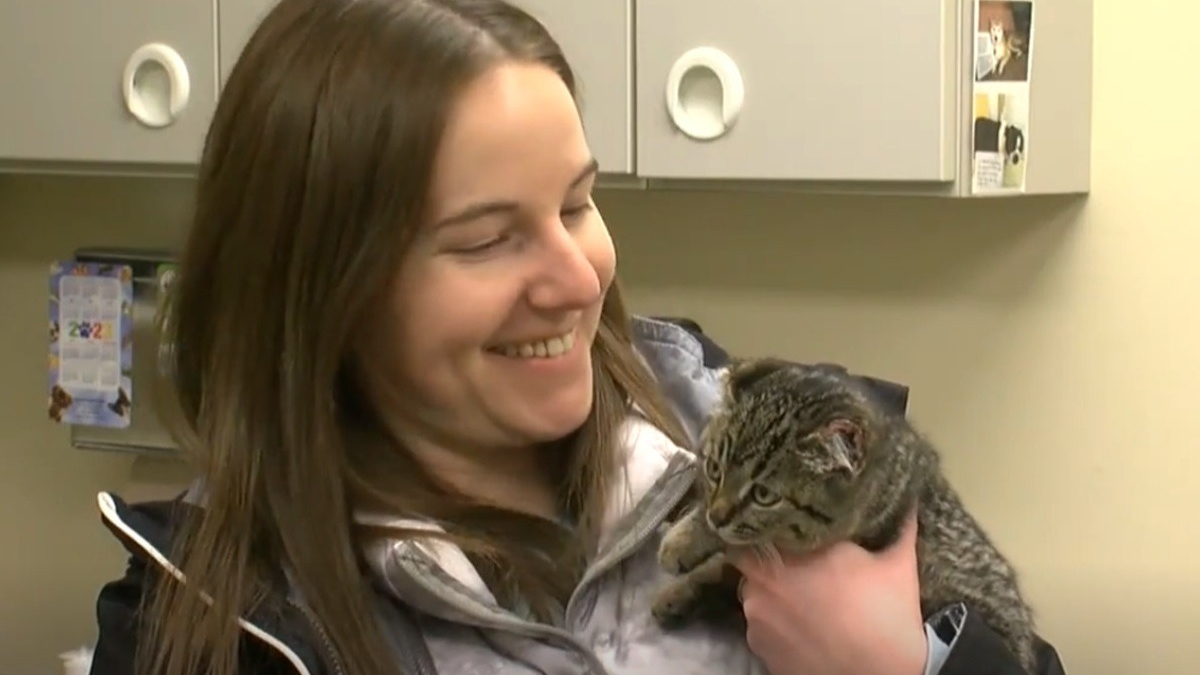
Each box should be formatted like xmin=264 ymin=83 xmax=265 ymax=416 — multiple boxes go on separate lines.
xmin=716 ymin=523 xmax=765 ymax=546
xmin=718 ymin=523 xmax=824 ymax=553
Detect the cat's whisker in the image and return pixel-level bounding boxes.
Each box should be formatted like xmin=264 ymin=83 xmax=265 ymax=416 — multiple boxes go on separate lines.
xmin=748 ymin=544 xmax=767 ymax=567
xmin=748 ymin=538 xmax=787 ymax=569
xmin=757 ymin=542 xmax=784 ymax=573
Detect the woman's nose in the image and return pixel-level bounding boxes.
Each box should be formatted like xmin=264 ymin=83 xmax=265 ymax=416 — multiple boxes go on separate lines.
xmin=525 ymin=226 xmax=602 ymax=311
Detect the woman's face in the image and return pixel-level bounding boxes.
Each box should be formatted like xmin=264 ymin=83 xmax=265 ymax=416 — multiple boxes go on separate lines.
xmin=364 ymin=61 xmax=616 ymax=464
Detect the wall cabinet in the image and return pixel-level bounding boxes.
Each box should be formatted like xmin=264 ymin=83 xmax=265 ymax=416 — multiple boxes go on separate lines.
xmin=0 ymin=0 xmax=1091 ymax=197
xmin=0 ymin=0 xmax=217 ymax=168
xmin=218 ymin=0 xmax=280 ymax=88
xmin=211 ymin=0 xmax=636 ymax=173
xmin=512 ymin=0 xmax=634 ymax=175
xmin=631 ymin=0 xmax=1092 ymax=196
xmin=637 ymin=0 xmax=955 ymax=183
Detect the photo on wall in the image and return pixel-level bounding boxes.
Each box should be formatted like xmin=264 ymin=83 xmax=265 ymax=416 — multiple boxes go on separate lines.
xmin=972 ymin=91 xmax=1029 ymax=193
xmin=974 ymin=1 xmax=1033 ymax=83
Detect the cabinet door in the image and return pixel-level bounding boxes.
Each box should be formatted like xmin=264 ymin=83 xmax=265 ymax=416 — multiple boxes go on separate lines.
xmin=514 ymin=0 xmax=634 ymax=175
xmin=218 ymin=0 xmax=632 ymax=173
xmin=0 ymin=1 xmax=216 ymax=166
xmin=219 ymin=0 xmax=280 ymax=86
xmin=636 ymin=0 xmax=955 ymax=182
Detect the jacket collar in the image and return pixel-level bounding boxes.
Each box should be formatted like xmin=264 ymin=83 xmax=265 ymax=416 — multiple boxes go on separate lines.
xmin=357 ymin=415 xmax=694 ymax=609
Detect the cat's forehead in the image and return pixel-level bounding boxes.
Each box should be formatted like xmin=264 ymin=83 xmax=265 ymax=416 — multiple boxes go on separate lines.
xmin=735 ymin=367 xmax=856 ymax=404
xmin=723 ymin=392 xmax=824 ymax=437
xmin=718 ymin=367 xmax=874 ymax=437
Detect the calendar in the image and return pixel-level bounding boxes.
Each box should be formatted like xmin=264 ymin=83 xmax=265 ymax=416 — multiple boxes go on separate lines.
xmin=47 ymin=261 xmax=135 ymax=428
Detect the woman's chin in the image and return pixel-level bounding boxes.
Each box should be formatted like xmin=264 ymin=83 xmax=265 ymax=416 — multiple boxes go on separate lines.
xmin=510 ymin=397 xmax=595 ymax=444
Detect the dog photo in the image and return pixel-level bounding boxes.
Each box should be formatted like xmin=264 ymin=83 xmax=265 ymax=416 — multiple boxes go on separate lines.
xmin=972 ymin=92 xmax=1029 ymax=192
xmin=975 ymin=1 xmax=1033 ymax=82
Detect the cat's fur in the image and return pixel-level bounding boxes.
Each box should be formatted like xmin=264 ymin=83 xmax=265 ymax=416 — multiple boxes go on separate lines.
xmin=652 ymin=358 xmax=1038 ymax=674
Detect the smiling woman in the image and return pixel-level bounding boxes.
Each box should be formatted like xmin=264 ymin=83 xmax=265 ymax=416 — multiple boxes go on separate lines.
xmin=84 ymin=1 xmax=1067 ymax=675
xmin=88 ymin=1 xmax=692 ymax=674
xmin=360 ymin=60 xmax=617 ymax=516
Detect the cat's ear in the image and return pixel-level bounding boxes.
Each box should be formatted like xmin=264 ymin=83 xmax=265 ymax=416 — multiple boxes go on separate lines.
xmin=810 ymin=362 xmax=850 ymax=375
xmin=820 ymin=418 xmax=867 ymax=475
xmin=724 ymin=357 xmax=791 ymax=400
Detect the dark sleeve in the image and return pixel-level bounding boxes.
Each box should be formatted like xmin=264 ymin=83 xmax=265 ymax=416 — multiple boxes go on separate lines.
xmin=932 ymin=604 xmax=1067 ymax=675
xmin=653 ymin=316 xmax=910 ymax=416
xmin=89 ymin=554 xmax=297 ymax=675
xmin=854 ymin=373 xmax=909 ymax=417
xmin=90 ymin=555 xmax=150 ymax=675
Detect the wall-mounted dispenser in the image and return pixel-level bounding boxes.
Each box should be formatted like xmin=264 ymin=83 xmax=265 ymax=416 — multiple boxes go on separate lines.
xmin=50 ymin=247 xmax=180 ymax=456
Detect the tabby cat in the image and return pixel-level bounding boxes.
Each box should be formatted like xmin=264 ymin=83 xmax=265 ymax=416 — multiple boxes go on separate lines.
xmin=652 ymin=357 xmax=1038 ymax=674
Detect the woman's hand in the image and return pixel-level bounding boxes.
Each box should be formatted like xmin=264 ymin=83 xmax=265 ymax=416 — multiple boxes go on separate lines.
xmin=733 ymin=510 xmax=929 ymax=675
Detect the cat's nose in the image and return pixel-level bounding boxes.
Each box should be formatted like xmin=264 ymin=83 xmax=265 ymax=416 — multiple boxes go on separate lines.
xmin=707 ymin=498 xmax=735 ymax=529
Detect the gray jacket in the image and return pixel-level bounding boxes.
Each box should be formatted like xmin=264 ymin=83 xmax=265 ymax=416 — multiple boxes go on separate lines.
xmin=92 ymin=316 xmax=968 ymax=675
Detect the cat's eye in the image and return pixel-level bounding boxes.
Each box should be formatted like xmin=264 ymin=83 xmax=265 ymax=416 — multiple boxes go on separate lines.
xmin=703 ymin=456 xmax=722 ymax=481
xmin=750 ymin=484 xmax=781 ymax=507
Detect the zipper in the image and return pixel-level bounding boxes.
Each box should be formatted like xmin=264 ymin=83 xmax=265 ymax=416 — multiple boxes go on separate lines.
xmin=372 ymin=454 xmax=698 ymax=675
xmin=565 ymin=455 xmax=697 ymax=621
xmin=288 ymin=594 xmax=440 ymax=675
xmin=388 ymin=600 xmax=439 ymax=675
xmin=287 ymin=597 xmax=348 ymax=675
xmin=389 ymin=557 xmax=609 ymax=674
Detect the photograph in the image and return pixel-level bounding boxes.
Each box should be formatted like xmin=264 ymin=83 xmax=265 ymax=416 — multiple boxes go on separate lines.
xmin=972 ymin=91 xmax=1029 ymax=192
xmin=974 ymin=1 xmax=1033 ymax=82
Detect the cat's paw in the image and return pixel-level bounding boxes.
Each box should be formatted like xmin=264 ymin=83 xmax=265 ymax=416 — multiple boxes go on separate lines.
xmin=650 ymin=583 xmax=695 ymax=628
xmin=658 ymin=532 xmax=716 ymax=575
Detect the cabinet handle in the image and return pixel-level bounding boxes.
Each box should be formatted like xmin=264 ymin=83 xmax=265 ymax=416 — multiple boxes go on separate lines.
xmin=121 ymin=43 xmax=191 ymax=129
xmin=664 ymin=46 xmax=744 ymax=141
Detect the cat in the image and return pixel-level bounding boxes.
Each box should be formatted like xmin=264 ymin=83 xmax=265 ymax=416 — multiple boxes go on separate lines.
xmin=651 ymin=357 xmax=1038 ymax=675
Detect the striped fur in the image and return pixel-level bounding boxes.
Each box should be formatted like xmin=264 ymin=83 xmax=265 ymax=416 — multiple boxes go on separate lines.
xmin=651 ymin=359 xmax=1038 ymax=675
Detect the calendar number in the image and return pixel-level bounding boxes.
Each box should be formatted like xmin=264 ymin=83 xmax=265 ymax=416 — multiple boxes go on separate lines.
xmin=65 ymin=320 xmax=111 ymax=341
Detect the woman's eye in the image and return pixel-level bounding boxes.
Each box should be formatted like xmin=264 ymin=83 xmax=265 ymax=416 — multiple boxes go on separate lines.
xmin=751 ymin=484 xmax=781 ymax=507
xmin=451 ymin=235 xmax=509 ymax=255
xmin=561 ymin=201 xmax=592 ymax=221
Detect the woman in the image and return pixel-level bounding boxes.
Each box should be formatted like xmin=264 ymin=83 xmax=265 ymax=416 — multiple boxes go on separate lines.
xmin=88 ymin=1 xmax=1067 ymax=674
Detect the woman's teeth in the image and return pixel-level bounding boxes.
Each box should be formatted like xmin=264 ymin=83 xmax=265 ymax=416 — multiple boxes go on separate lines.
xmin=494 ymin=331 xmax=576 ymax=358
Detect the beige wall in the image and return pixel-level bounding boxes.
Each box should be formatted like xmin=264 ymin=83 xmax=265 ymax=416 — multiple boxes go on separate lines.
xmin=1 ymin=1 xmax=1195 ymax=673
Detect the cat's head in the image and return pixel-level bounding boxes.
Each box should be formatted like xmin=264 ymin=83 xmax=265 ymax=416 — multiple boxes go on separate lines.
xmin=698 ymin=357 xmax=887 ymax=549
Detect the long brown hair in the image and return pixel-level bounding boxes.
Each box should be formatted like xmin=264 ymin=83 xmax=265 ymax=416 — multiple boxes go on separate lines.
xmin=143 ymin=1 xmax=690 ymax=675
